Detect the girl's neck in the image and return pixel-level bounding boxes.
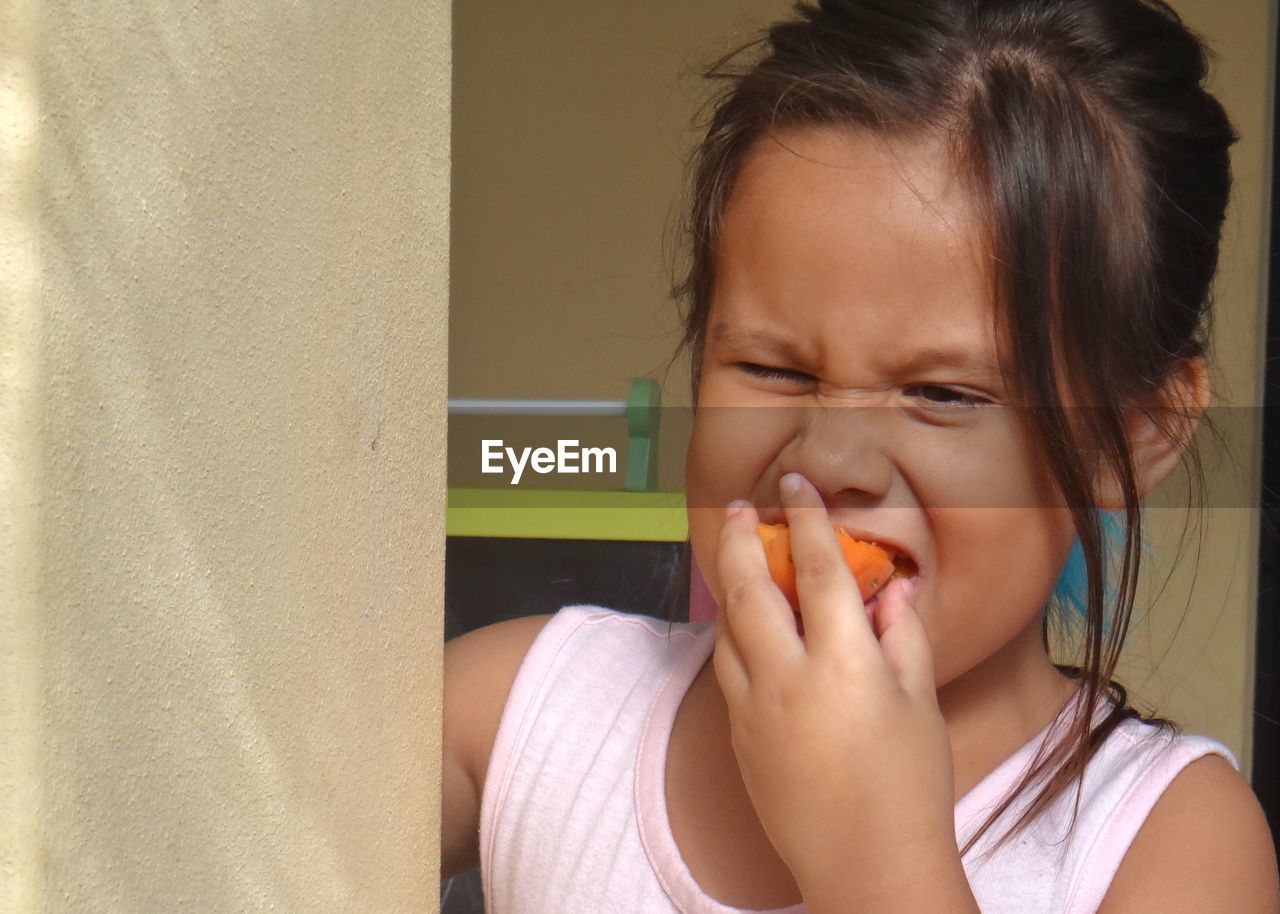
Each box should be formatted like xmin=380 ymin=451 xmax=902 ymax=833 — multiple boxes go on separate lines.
xmin=936 ymin=611 xmax=1081 ymax=799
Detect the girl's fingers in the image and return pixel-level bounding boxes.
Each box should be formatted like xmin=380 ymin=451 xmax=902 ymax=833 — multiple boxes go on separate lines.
xmin=712 ymin=607 xmax=750 ymax=701
xmin=873 ymin=577 xmax=936 ymax=699
xmin=779 ymin=473 xmax=878 ymax=656
xmin=717 ymin=500 xmax=804 ymax=679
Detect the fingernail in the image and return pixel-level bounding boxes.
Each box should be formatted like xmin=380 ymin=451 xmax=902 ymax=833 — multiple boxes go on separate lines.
xmin=780 ymin=473 xmax=804 ymax=500
xmin=890 ymin=576 xmax=920 ymax=603
xmin=726 ymin=499 xmax=750 ymax=517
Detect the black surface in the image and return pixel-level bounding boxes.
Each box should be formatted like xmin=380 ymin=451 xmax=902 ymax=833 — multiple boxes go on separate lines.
xmin=444 ymin=535 xmax=690 ymax=640
xmin=1256 ymin=10 xmax=1280 ymax=846
xmin=440 ymin=871 xmax=485 ymax=914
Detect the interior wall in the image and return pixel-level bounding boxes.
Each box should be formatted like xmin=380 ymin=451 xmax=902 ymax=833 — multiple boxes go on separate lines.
xmin=450 ymin=0 xmax=792 ymax=410
xmin=1111 ymin=0 xmax=1274 ymax=776
xmin=451 ymin=0 xmax=1273 ymax=776
xmin=1 ymin=1 xmax=450 ymax=910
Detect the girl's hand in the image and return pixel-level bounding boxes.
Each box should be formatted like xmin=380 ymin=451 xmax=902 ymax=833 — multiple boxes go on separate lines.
xmin=713 ymin=473 xmax=974 ymax=912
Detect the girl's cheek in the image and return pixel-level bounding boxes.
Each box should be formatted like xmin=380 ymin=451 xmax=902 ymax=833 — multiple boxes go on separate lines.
xmin=685 ymin=513 xmax=723 ymax=609
xmin=684 ymin=430 xmax=724 ymax=603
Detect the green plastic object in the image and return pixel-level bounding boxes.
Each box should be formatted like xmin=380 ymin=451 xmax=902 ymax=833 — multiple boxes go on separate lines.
xmin=625 ymin=378 xmax=661 ymax=492
xmin=447 ymin=487 xmax=687 ymax=542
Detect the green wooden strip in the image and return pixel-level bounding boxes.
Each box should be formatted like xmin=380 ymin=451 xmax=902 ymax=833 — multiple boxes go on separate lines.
xmin=624 ymin=378 xmax=661 ymax=492
xmin=446 ymin=487 xmax=687 ymax=541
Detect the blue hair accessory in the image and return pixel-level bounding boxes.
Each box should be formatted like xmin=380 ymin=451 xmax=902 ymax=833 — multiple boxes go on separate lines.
xmin=1049 ymin=511 xmax=1144 ymax=639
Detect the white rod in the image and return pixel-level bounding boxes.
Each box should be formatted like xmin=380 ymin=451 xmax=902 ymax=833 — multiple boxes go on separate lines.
xmin=447 ymin=398 xmax=628 ymax=416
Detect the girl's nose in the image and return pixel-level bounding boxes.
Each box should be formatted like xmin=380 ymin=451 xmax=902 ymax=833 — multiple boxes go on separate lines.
xmin=778 ymin=404 xmax=894 ymax=505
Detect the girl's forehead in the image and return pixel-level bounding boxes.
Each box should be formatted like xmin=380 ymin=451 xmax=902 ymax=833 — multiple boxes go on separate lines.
xmin=714 ymin=127 xmax=1000 ymax=380
xmin=721 ymin=128 xmax=988 ymax=290
xmin=729 ymin=126 xmax=973 ymax=229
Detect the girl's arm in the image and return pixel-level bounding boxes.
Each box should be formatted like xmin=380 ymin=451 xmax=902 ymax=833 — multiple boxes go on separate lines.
xmin=1097 ymin=754 xmax=1279 ymax=913
xmin=440 ymin=613 xmax=553 ymax=880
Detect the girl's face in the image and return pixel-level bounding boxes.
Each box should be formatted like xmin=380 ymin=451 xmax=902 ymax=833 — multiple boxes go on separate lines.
xmin=685 ymin=126 xmax=1078 ymax=691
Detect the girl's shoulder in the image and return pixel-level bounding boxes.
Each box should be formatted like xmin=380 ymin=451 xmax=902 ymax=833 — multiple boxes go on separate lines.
xmin=444 ymin=606 xmax=707 ymax=800
xmin=447 ymin=606 xmax=713 ymax=887
xmin=1074 ymin=715 xmax=1277 ymax=911
xmin=964 ymin=708 xmax=1275 ymax=913
xmin=444 ymin=612 xmax=557 ymax=789
xmin=442 ymin=611 xmax=557 ymax=877
xmin=1097 ymin=745 xmax=1277 ymax=912
xmin=481 ymin=605 xmax=711 ymax=718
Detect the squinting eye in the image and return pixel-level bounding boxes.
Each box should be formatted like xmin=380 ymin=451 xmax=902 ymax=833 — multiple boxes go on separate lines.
xmin=906 ymin=385 xmax=988 ymax=408
xmin=738 ymin=363 xmax=812 ymax=383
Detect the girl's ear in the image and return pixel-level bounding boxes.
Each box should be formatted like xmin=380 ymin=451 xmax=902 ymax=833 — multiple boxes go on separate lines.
xmin=1094 ymin=357 xmax=1211 ymax=510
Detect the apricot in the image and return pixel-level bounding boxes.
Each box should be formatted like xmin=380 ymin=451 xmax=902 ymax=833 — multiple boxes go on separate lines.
xmin=756 ymin=522 xmax=901 ymax=608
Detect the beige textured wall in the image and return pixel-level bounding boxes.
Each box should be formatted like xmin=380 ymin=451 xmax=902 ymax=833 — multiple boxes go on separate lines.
xmin=452 ymin=0 xmax=1273 ymax=775
xmin=2 ymin=1 xmax=449 ymax=911
xmin=2 ymin=0 xmax=41 ymax=908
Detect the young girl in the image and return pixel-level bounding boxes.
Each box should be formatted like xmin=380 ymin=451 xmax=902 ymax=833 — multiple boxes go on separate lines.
xmin=443 ymin=0 xmax=1280 ymax=910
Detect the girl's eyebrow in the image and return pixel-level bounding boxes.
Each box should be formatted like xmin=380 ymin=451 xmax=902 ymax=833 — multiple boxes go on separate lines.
xmin=710 ymin=322 xmax=1004 ymax=385
xmin=890 ymin=347 xmax=1006 ymax=386
xmin=709 ymin=323 xmax=811 ymax=361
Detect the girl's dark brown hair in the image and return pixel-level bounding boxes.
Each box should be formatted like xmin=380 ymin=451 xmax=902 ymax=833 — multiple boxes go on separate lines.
xmin=668 ymin=0 xmax=1237 ymax=856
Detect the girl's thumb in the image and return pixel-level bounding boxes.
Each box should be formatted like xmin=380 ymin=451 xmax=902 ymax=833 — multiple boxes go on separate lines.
xmin=874 ymin=577 xmax=936 ymax=699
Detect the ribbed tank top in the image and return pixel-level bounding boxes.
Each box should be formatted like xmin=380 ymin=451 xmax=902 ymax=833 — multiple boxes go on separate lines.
xmin=479 ymin=606 xmax=1238 ymax=913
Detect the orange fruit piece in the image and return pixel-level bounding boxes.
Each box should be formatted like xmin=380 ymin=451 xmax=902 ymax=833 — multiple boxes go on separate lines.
xmin=756 ymin=522 xmax=897 ymax=607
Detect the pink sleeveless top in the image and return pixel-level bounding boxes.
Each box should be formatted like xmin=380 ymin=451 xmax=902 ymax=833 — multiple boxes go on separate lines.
xmin=479 ymin=606 xmax=1239 ymax=913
